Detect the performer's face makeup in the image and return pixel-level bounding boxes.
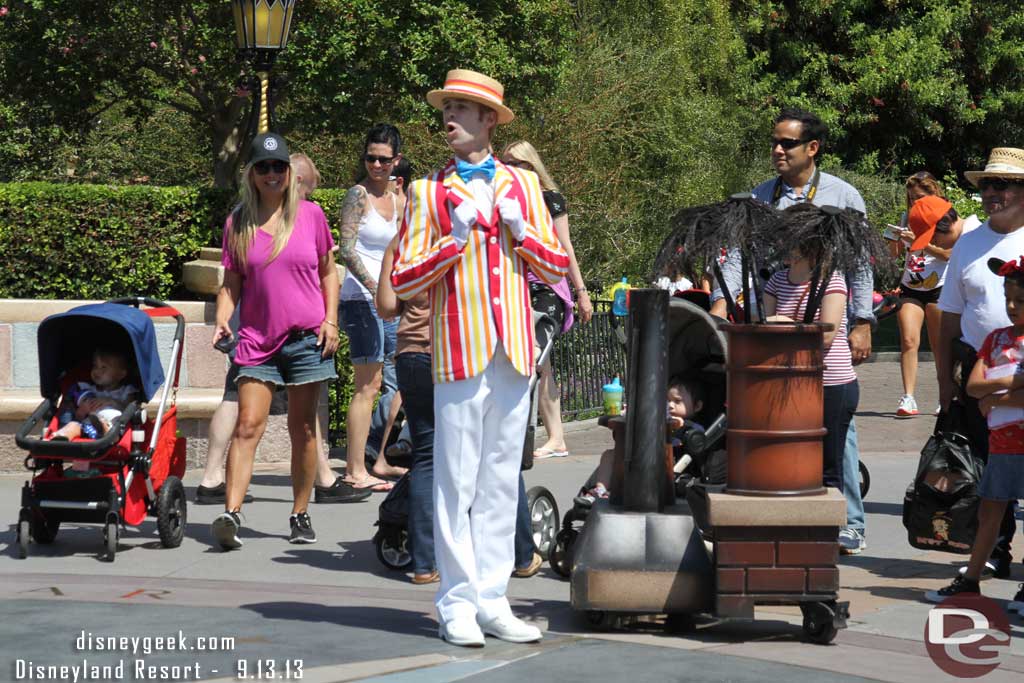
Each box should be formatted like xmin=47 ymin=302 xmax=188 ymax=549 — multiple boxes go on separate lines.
xmin=771 ymin=120 xmax=817 ymax=178
xmin=443 ymin=98 xmax=495 ymax=154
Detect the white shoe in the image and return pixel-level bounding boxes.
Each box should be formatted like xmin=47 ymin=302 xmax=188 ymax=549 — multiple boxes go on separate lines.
xmin=438 ymin=619 xmax=485 ymax=648
xmin=479 ymin=614 xmax=542 ymax=643
xmin=896 ymin=395 xmax=919 ymax=417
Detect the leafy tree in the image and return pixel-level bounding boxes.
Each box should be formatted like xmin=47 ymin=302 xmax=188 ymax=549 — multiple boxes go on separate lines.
xmin=0 ymin=0 xmax=575 ymax=186
xmin=733 ymin=0 xmax=1024 ymax=178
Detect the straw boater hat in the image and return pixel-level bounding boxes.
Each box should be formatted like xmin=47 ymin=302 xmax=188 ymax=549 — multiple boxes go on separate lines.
xmin=426 ymin=69 xmax=515 ymax=125
xmin=964 ymin=147 xmax=1024 ymax=186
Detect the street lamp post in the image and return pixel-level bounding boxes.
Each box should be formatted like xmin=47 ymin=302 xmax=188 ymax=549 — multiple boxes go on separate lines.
xmin=231 ymin=0 xmax=297 ymax=135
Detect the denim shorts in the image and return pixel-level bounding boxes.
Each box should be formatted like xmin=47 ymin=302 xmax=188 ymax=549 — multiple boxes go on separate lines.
xmin=236 ymin=330 xmax=337 ymax=387
xmin=978 ymin=454 xmax=1024 ymax=500
xmin=340 ymin=298 xmax=397 ymax=365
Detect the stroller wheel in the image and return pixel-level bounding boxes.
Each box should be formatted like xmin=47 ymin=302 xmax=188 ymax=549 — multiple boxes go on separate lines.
xmin=157 ymin=476 xmax=187 ymax=548
xmin=17 ymin=514 xmax=29 ymax=559
xmin=526 ymin=486 xmax=559 ymax=557
xmin=859 ymin=461 xmax=870 ymax=499
xmin=374 ymin=528 xmax=412 ymax=570
xmin=30 ymin=509 xmax=59 ymax=545
xmin=103 ymin=518 xmax=119 ymax=562
xmin=549 ymin=528 xmax=578 ymax=578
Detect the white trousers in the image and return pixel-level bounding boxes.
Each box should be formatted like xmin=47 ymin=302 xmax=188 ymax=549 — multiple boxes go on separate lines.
xmin=432 ymin=347 xmax=531 ymax=623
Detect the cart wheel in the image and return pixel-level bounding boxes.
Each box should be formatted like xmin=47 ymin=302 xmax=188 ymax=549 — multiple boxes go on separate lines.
xmin=584 ymin=610 xmax=620 ymax=631
xmin=549 ymin=528 xmax=578 ymax=578
xmin=801 ymin=602 xmax=839 ymax=644
xmin=859 ymin=461 xmax=870 ymax=499
xmin=374 ymin=529 xmax=412 ymax=570
xmin=17 ymin=517 xmax=29 ymax=559
xmin=526 ymin=486 xmax=559 ymax=558
xmin=103 ymin=520 xmax=119 ymax=562
xmin=30 ymin=509 xmax=59 ymax=545
xmin=156 ymin=476 xmax=187 ymax=548
xmin=664 ymin=613 xmax=696 ymax=633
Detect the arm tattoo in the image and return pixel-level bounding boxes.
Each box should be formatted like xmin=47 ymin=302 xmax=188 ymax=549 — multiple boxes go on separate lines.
xmin=339 ymin=185 xmax=377 ymax=291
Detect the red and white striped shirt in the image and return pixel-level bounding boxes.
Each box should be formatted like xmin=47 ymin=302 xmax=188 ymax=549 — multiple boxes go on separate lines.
xmin=765 ymin=270 xmax=856 ymax=386
xmin=391 ymin=159 xmax=569 ymax=383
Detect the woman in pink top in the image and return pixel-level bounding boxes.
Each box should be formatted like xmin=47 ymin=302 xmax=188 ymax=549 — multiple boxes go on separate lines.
xmin=211 ymin=133 xmax=341 ymax=550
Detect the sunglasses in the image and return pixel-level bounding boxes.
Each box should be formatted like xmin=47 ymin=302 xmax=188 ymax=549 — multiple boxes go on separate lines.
xmin=253 ymin=160 xmax=289 ymax=175
xmin=771 ymin=137 xmax=809 ymax=150
xmin=504 ymin=159 xmax=528 ymax=168
xmin=978 ymin=177 xmax=1022 ymax=192
xmin=364 ymin=154 xmax=395 ymax=165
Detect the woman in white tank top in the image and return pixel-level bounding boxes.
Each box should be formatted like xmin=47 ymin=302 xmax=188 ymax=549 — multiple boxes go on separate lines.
xmin=338 ymin=124 xmax=408 ymax=490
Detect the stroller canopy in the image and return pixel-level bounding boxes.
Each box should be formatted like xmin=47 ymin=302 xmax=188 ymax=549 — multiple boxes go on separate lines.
xmin=37 ymin=303 xmax=165 ymax=402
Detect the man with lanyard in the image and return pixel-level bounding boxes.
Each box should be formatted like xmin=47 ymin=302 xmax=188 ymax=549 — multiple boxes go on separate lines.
xmin=391 ymin=69 xmax=569 ymax=647
xmin=710 ymin=108 xmax=873 ymax=555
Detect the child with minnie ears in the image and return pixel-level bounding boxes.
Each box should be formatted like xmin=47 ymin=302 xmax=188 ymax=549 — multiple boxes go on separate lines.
xmin=926 ymin=255 xmax=1024 ymax=613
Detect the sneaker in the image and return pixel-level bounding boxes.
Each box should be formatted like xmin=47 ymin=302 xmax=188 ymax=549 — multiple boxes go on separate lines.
xmin=1008 ymin=584 xmax=1024 ymax=615
xmin=211 ymin=511 xmax=243 ymax=550
xmin=289 ymin=512 xmax=317 ymax=544
xmin=313 ymin=478 xmax=373 ymax=504
xmin=838 ymin=528 xmax=866 ymax=555
xmin=574 ymin=484 xmax=609 ymax=508
xmin=925 ymin=575 xmax=980 ymax=603
xmin=195 ymin=483 xmax=253 ymax=505
xmin=896 ymin=395 xmax=919 ymax=417
xmin=958 ymin=553 xmax=1011 ymax=580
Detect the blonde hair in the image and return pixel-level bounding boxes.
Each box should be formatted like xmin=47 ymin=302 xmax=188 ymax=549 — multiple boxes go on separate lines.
xmin=227 ymin=160 xmax=300 ymax=267
xmin=290 ymin=152 xmax=322 ymax=188
xmin=502 ymin=140 xmax=559 ymax=192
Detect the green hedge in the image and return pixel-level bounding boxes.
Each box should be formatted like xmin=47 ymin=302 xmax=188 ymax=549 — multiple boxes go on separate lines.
xmin=0 ymin=182 xmax=350 ymax=300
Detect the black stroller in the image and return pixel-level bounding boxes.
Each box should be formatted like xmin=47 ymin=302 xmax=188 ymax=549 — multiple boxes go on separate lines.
xmin=373 ymin=312 xmax=561 ymax=571
xmin=549 ymin=296 xmax=729 ymax=577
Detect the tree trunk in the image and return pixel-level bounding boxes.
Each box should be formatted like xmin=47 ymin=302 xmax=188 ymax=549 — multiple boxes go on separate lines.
xmin=212 ymin=97 xmax=249 ymax=189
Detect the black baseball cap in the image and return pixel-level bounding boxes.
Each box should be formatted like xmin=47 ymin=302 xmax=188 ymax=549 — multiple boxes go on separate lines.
xmin=249 ymin=133 xmax=290 ymax=165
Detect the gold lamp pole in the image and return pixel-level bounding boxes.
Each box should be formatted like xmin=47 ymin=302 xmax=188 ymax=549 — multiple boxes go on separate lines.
xmin=231 ymin=0 xmax=297 ymax=135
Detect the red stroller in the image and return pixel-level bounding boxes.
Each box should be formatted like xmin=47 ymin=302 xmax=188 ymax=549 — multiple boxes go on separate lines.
xmin=15 ymin=298 xmax=187 ymax=561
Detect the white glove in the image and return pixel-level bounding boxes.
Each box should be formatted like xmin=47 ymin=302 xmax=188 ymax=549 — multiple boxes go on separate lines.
xmin=497 ymin=197 xmax=528 ymax=241
xmin=451 ymin=200 xmax=478 ymax=248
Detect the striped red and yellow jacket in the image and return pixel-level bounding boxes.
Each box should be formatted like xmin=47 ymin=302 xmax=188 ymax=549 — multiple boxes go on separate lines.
xmin=391 ymin=159 xmax=569 ymax=383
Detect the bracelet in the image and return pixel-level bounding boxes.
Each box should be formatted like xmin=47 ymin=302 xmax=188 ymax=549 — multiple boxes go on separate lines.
xmin=323 ymin=320 xmax=338 ymax=329
xmin=577 ymin=286 xmax=588 ymax=293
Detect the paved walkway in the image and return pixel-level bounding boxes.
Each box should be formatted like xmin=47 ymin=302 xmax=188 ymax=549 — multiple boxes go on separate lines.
xmin=2 ymin=362 xmax=1023 ymax=682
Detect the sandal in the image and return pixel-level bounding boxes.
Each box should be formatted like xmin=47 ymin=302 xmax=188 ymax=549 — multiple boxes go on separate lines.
xmin=533 ymin=447 xmax=569 ymax=460
xmin=412 ymin=570 xmax=440 ymax=585
xmin=343 ymin=476 xmax=394 ymax=492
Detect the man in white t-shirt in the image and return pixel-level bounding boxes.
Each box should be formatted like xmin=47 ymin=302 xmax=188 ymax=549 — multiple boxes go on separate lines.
xmin=936 ymin=146 xmax=1024 ymax=578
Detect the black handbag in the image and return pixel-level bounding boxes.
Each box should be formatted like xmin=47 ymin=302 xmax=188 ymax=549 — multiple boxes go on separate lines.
xmin=901 ymin=409 xmax=984 ymax=554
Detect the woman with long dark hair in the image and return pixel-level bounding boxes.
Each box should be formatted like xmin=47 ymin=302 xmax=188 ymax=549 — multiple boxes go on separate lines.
xmin=338 ymin=124 xmax=407 ymax=491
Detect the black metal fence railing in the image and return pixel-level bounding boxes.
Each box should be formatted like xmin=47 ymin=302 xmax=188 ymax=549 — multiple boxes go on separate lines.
xmin=328 ymin=300 xmax=627 ymax=446
xmin=550 ymin=299 xmax=627 ymax=420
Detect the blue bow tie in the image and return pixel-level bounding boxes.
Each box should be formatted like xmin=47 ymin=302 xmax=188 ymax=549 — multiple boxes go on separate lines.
xmin=456 ymin=156 xmax=495 ymax=184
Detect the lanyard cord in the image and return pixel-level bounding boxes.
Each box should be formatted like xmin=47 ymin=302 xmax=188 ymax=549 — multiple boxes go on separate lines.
xmin=772 ymin=167 xmax=821 ymax=207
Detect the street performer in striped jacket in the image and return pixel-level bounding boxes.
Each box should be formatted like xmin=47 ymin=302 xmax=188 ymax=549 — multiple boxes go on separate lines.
xmin=392 ymin=69 xmax=569 ymax=647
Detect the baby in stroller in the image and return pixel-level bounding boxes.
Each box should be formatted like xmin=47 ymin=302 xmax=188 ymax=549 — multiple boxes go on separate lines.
xmin=52 ymin=349 xmax=139 ymax=441
xmin=578 ymin=374 xmax=708 ymax=504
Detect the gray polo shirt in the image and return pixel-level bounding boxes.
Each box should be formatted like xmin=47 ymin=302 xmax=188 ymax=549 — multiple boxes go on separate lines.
xmin=710 ymin=169 xmax=874 ymax=324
